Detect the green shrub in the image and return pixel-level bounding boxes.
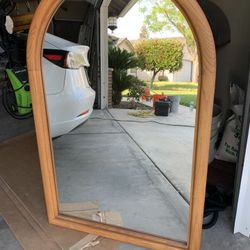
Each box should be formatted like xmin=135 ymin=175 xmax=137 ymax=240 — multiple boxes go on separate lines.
xmin=112 ymin=71 xmax=137 ymax=104
xmin=134 ymin=39 xmax=183 ymax=88
xmin=127 ymin=78 xmax=146 ymax=101
xmin=158 ymin=75 xmax=169 ymax=82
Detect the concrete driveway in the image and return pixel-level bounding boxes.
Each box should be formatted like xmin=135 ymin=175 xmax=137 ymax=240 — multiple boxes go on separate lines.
xmin=109 ymin=106 xmax=195 ymax=201
xmin=53 ymin=108 xmax=195 ymax=242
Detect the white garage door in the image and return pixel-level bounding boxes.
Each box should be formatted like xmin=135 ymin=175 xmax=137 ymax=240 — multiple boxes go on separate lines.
xmin=175 ymin=60 xmax=193 ymax=82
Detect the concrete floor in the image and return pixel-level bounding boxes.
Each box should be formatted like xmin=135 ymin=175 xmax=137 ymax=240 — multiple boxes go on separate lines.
xmin=202 ymin=208 xmax=250 ymax=250
xmin=114 ymin=213 xmax=250 ymax=250
xmin=53 ymin=109 xmax=191 ymax=242
xmin=118 ymin=243 xmax=148 ymax=250
xmin=0 ymin=96 xmax=34 ymax=142
xmin=1 ymin=103 xmax=250 ymax=249
xmin=0 ymin=216 xmax=23 ymax=250
xmin=109 ymin=107 xmax=195 ymax=201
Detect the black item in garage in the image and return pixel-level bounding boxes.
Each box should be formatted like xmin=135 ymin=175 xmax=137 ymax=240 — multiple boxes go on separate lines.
xmin=0 ymin=0 xmax=16 ymax=16
xmin=203 ymin=184 xmax=231 ymax=229
xmin=203 ymin=160 xmax=235 ymax=229
xmin=154 ymin=100 xmax=171 ymax=116
xmin=198 ymin=0 xmax=231 ymax=48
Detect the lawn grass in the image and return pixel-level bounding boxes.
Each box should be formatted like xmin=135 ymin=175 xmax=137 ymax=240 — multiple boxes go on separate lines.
xmin=179 ymin=95 xmax=197 ymax=107
xmin=123 ymin=81 xmax=198 ymax=108
xmin=146 ymin=81 xmax=198 ymax=90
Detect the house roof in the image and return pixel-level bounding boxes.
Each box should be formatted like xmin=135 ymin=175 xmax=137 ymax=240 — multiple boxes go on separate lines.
xmin=116 ymin=38 xmax=135 ymax=52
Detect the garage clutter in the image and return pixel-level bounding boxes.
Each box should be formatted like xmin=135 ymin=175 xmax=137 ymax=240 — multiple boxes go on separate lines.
xmin=0 ymin=3 xmax=32 ymax=119
xmin=204 ymin=83 xmax=244 ymax=229
xmin=215 ymin=83 xmax=244 ymax=163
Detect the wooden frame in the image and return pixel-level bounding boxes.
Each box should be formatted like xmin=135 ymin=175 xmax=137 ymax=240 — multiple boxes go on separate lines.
xmin=27 ymin=0 xmax=216 ymax=249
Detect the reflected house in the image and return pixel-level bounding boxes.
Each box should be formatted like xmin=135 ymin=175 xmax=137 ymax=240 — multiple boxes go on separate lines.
xmin=110 ymin=36 xmax=198 ymax=83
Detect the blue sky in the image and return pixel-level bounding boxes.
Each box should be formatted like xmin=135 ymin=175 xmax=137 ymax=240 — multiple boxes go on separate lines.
xmin=109 ymin=2 xmax=181 ymax=40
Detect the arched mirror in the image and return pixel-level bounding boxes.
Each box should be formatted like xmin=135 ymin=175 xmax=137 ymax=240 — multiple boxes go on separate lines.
xmin=27 ymin=0 xmax=216 ymax=249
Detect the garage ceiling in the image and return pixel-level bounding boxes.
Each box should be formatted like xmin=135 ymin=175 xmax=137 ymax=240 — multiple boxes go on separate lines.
xmin=109 ymin=0 xmax=135 ymax=17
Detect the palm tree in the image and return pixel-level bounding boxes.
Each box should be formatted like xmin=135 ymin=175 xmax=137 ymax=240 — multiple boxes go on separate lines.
xmin=108 ymin=47 xmax=139 ymax=104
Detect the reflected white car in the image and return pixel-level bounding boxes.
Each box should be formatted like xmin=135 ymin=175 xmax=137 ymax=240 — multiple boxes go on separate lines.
xmin=42 ymin=33 xmax=95 ymax=138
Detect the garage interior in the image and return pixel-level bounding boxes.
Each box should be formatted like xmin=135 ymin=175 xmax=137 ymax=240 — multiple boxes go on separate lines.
xmin=1 ymin=0 xmax=250 ymax=249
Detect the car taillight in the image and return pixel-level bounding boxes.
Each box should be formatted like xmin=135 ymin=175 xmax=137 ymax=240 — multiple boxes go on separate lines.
xmin=43 ymin=49 xmax=68 ymax=68
xmin=43 ymin=49 xmax=86 ymax=69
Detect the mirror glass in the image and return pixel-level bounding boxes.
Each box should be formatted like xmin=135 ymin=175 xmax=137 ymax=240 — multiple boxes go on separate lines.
xmin=42 ymin=0 xmax=198 ymax=243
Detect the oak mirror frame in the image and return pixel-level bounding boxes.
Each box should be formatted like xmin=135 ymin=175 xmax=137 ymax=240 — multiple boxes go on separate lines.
xmin=27 ymin=0 xmax=216 ymax=249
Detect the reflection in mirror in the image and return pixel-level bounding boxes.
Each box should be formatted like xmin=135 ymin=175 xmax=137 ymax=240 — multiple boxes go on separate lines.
xmin=42 ymin=0 xmax=198 ymax=243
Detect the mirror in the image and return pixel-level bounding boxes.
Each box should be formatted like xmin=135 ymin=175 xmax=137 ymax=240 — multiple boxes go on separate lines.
xmin=41 ymin=0 xmax=197 ymax=243
xmin=27 ymin=0 xmax=216 ymax=248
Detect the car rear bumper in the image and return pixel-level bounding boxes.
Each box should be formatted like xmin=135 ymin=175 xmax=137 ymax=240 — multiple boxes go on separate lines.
xmin=47 ymin=86 xmax=95 ymax=138
xmin=51 ymin=107 xmax=93 ymax=138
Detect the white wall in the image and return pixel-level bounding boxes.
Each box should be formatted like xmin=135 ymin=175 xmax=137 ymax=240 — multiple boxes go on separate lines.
xmin=175 ymin=60 xmax=193 ymax=82
xmin=132 ymin=63 xmax=192 ymax=83
xmin=234 ymin=125 xmax=250 ymax=237
xmin=100 ymin=0 xmax=112 ymax=109
xmin=210 ymin=0 xmax=250 ymax=119
xmin=130 ymin=70 xmax=174 ymax=82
